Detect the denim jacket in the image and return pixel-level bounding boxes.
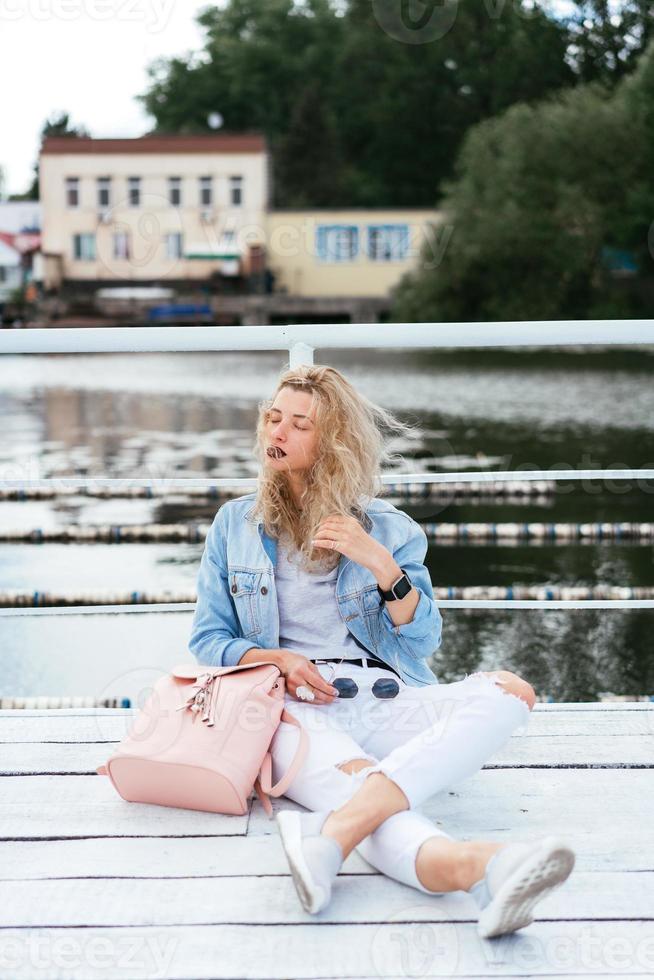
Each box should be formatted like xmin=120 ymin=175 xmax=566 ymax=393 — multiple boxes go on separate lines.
xmin=189 ymin=492 xmax=442 ymax=686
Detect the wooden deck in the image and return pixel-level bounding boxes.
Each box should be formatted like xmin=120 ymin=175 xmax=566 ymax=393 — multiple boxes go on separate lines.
xmin=1 ymin=701 xmax=653 ymax=979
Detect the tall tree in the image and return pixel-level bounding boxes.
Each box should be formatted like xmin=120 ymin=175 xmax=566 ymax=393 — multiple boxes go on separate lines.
xmin=16 ymin=111 xmax=90 ymax=201
xmin=391 ymin=39 xmax=654 ymax=322
xmin=138 ymin=0 xmax=575 ymax=207
xmin=564 ymin=0 xmax=654 ymax=85
xmin=275 ymin=82 xmax=349 ymax=207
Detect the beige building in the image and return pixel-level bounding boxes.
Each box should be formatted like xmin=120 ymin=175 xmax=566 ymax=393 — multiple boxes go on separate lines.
xmin=265 ymin=209 xmax=442 ymax=299
xmin=39 ymin=133 xmax=269 ymax=291
xmin=39 ymin=133 xmax=443 ymax=322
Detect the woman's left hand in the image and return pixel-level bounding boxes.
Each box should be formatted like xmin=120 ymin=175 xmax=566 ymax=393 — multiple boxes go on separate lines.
xmin=312 ymin=514 xmax=387 ymax=570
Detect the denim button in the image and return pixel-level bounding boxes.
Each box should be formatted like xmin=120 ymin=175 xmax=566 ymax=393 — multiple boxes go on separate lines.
xmin=261 ymin=586 xmax=268 ymax=595
xmin=231 ymin=583 xmax=237 ymax=594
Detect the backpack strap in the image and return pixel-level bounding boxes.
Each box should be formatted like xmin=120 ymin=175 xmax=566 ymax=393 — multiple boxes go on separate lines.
xmin=254 ymin=707 xmax=309 ymax=819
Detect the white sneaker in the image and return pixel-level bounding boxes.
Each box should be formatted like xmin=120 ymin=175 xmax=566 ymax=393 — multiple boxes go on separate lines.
xmin=276 ymin=808 xmax=344 ymax=914
xmin=471 ymin=836 xmax=576 ymax=939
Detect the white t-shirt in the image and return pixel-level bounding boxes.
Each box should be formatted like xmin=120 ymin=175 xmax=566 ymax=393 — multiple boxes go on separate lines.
xmin=275 ymin=531 xmax=363 ymax=660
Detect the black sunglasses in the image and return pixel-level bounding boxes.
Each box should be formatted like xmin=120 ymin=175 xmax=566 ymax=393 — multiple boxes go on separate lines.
xmin=332 ymin=676 xmax=400 ymax=700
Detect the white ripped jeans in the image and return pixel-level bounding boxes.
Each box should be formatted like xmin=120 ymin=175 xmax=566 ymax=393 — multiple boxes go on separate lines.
xmin=269 ymin=661 xmax=531 ymax=895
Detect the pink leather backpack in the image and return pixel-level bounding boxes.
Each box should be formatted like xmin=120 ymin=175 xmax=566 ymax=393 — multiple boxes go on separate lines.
xmin=96 ymin=660 xmax=308 ymax=818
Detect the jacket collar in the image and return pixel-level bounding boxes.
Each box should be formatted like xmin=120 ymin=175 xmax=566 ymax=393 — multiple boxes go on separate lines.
xmin=244 ymin=500 xmax=373 ymax=534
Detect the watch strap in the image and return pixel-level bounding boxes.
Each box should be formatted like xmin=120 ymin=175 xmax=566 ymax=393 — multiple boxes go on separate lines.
xmin=377 ymin=567 xmax=412 ymax=602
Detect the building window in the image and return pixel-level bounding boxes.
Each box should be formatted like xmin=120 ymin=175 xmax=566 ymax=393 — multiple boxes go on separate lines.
xmin=73 ymin=233 xmax=96 ymax=261
xmin=367 ymin=224 xmax=410 ymax=261
xmin=169 ymin=176 xmax=182 ymax=206
xmin=165 ymin=232 xmax=183 ymax=259
xmin=128 ymin=177 xmax=141 ymax=207
xmin=65 ymin=177 xmax=79 ymax=208
xmin=316 ymin=225 xmax=358 ymax=262
xmin=229 ymin=175 xmax=243 ymax=206
xmin=97 ymin=177 xmax=111 ymax=209
xmin=199 ymin=176 xmax=213 ymax=207
xmin=113 ymin=231 xmax=130 ymax=260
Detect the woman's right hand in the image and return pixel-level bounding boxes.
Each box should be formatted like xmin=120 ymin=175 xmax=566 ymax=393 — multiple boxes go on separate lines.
xmin=276 ymin=650 xmax=339 ymax=704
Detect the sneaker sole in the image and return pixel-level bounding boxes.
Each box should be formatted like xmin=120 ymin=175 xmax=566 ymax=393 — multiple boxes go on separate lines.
xmin=276 ymin=810 xmax=328 ymax=914
xmin=477 ymin=836 xmax=576 ymax=939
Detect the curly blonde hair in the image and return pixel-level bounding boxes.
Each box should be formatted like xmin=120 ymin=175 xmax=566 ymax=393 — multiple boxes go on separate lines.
xmin=251 ymin=364 xmax=417 ymax=572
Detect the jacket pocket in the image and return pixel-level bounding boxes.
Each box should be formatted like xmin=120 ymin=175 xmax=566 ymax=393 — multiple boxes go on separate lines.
xmin=228 ymin=570 xmax=261 ymax=639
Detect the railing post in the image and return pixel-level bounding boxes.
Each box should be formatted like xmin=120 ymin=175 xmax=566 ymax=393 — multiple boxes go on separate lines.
xmin=289 ymin=342 xmax=314 ymax=368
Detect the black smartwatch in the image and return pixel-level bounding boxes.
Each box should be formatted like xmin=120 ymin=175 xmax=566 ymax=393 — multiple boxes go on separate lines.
xmin=377 ymin=567 xmax=412 ymax=602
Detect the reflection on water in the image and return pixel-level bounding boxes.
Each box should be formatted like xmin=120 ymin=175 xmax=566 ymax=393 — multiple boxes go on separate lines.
xmin=1 ymin=348 xmax=653 ymax=701
xmin=437 ymin=607 xmax=653 ymax=702
xmin=1 ymin=606 xmax=650 ymax=704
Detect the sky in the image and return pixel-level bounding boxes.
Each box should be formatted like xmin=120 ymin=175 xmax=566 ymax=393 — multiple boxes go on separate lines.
xmin=0 ymin=0 xmax=214 ymax=196
xmin=0 ymin=0 xmax=586 ymax=198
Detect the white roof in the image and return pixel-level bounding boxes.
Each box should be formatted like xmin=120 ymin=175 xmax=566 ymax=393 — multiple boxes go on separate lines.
xmin=0 ymin=239 xmax=20 ymax=267
xmin=0 ymin=201 xmax=42 ymax=234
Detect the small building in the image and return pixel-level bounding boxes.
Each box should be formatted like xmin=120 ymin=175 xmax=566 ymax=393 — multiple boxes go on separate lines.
xmin=0 ymin=236 xmax=22 ymax=306
xmin=39 ymin=133 xmax=270 ymax=294
xmin=38 ymin=133 xmax=443 ymax=323
xmin=0 ymin=202 xmax=43 ymax=309
xmin=265 ymin=207 xmax=442 ymax=307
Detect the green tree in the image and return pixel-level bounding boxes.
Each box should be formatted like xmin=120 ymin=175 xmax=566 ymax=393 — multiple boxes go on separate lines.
xmin=564 ymin=0 xmax=654 ymax=86
xmin=391 ymin=39 xmax=654 ymax=322
xmin=14 ymin=111 xmax=90 ymax=201
xmin=275 ymin=82 xmax=349 ymax=207
xmin=138 ymin=0 xmax=575 ymax=207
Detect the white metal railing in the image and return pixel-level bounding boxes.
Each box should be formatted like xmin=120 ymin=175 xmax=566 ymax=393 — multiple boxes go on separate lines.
xmin=2 ymin=320 xmax=654 ymax=356
xmin=1 ymin=321 xmax=653 ymax=617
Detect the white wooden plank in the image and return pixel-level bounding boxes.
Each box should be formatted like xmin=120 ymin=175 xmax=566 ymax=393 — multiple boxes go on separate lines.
xmin=2 ymin=734 xmax=653 ymax=774
xmin=1 ymin=705 xmax=651 ymax=980
xmin=0 ymin=834 xmax=373 ymax=880
xmin=0 ymin=775 xmax=249 ymax=837
xmin=1 ymin=771 xmax=650 ymax=875
xmin=0 ymin=791 xmax=651 ymax=878
xmin=2 ymin=708 xmax=653 ymax=742
xmin=0 ymin=871 xmax=651 ymax=928
xmin=246 ymin=770 xmax=654 ymax=873
xmin=0 ymin=922 xmax=653 ymax=978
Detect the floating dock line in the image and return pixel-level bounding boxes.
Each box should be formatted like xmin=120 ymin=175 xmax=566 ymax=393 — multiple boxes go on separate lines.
xmin=434 ymin=585 xmax=654 ymax=600
xmin=423 ymin=522 xmax=654 ymax=541
xmin=1 ymin=584 xmax=654 ymax=609
xmin=0 ymin=696 xmax=131 ymax=709
xmin=1 ymin=521 xmax=653 ymax=543
xmin=1 ymin=470 xmax=651 ymax=492
xmin=0 ymin=480 xmax=557 ymax=501
xmin=0 ymin=589 xmax=197 ymax=608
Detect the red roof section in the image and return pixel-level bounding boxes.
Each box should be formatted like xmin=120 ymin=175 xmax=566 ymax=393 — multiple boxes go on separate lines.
xmin=0 ymin=230 xmax=41 ymax=254
xmin=41 ymin=133 xmax=267 ymax=155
